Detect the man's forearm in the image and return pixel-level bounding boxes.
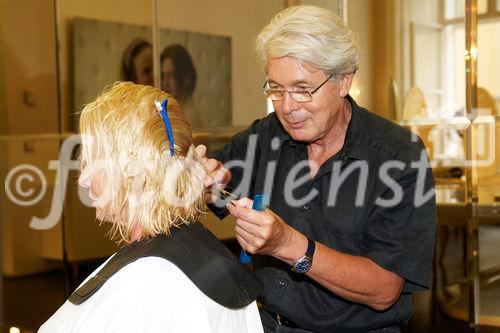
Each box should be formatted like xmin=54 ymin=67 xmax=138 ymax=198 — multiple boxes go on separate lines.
xmin=273 ymin=232 xmax=404 ymax=311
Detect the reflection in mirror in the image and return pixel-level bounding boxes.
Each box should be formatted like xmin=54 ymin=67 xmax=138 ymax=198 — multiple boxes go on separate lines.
xmin=121 ymin=38 xmax=153 ymax=86
xmin=158 ymin=30 xmax=231 ymax=129
xmin=72 ymin=18 xmax=231 ymax=130
xmin=160 ymin=44 xmax=196 ymax=108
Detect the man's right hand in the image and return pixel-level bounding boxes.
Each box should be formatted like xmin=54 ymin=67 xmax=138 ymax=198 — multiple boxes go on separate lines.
xmin=195 ymin=144 xmax=232 ymax=204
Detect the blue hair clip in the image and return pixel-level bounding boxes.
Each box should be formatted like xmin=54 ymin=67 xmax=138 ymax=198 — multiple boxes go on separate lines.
xmin=155 ymin=98 xmax=175 ymax=157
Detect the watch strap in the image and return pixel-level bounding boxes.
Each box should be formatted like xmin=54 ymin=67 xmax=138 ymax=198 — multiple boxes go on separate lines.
xmin=305 ymin=237 xmax=315 ymax=258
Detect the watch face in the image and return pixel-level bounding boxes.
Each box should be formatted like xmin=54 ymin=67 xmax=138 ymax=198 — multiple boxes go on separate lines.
xmin=294 ymin=258 xmax=312 ymax=273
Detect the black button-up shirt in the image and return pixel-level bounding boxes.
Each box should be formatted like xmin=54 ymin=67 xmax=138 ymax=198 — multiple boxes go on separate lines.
xmin=209 ymin=96 xmax=436 ymax=332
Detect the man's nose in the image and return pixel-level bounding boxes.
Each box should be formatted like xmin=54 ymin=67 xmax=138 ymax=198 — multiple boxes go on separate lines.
xmin=281 ymin=92 xmax=299 ymax=115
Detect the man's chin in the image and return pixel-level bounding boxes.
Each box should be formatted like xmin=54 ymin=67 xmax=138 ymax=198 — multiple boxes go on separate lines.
xmin=288 ymin=128 xmax=313 ymax=142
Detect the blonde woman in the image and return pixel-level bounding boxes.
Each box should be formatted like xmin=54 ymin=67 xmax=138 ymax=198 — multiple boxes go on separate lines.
xmin=39 ymin=82 xmax=263 ymax=333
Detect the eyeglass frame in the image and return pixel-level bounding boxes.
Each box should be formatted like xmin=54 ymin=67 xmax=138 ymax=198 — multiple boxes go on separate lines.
xmin=262 ymin=74 xmax=336 ymax=103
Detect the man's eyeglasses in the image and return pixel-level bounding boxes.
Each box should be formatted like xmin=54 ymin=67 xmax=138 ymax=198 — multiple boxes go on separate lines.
xmin=262 ymin=74 xmax=335 ymax=103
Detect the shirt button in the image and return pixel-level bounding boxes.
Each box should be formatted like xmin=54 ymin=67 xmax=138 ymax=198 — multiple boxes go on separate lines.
xmin=278 ymin=280 xmax=287 ymax=287
xmin=303 ymin=203 xmax=310 ymax=210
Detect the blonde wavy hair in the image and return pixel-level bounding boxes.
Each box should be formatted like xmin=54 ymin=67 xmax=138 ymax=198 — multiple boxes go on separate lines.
xmin=255 ymin=5 xmax=360 ymax=76
xmin=79 ymin=82 xmax=206 ymax=243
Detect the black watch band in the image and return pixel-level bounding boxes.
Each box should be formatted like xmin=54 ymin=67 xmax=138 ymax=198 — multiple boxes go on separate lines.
xmin=305 ymin=237 xmax=315 ymax=257
xmin=291 ymin=237 xmax=316 ymax=274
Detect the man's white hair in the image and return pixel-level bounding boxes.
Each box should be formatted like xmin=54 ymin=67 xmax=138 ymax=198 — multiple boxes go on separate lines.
xmin=255 ymin=5 xmax=360 ymax=75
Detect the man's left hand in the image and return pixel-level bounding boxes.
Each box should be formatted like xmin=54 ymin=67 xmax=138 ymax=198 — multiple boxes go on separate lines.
xmin=227 ymin=197 xmax=303 ymax=261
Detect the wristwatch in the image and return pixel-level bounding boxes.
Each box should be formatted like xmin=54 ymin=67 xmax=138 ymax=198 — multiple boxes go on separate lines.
xmin=291 ymin=237 xmax=315 ymax=273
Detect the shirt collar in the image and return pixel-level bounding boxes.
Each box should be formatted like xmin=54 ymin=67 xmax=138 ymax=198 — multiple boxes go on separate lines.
xmin=274 ymin=95 xmax=372 ymax=161
xmin=341 ymin=95 xmax=371 ymax=161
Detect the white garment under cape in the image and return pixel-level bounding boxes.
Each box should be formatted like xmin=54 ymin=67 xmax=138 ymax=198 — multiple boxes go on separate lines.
xmin=39 ymin=256 xmax=263 ymax=333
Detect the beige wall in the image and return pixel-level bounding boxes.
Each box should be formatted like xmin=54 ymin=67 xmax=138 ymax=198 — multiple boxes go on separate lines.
xmin=347 ymin=0 xmax=399 ymax=120
xmin=372 ymin=0 xmax=396 ymax=119
xmin=1 ymin=0 xmax=61 ymax=276
xmin=0 ymin=0 xmax=6 ymax=134
xmin=346 ymin=0 xmax=400 ymax=120
xmin=348 ymin=0 xmax=375 ymax=112
xmin=1 ymin=0 xmax=58 ymax=135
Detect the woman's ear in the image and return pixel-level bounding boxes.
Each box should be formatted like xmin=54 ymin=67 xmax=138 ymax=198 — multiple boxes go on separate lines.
xmin=339 ymin=73 xmax=354 ymax=97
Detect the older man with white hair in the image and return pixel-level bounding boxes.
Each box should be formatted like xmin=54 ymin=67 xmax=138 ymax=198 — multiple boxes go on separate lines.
xmin=198 ymin=5 xmax=436 ymax=333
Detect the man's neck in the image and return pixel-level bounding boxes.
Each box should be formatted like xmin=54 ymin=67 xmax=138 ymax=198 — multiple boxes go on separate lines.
xmin=308 ymin=99 xmax=352 ymax=163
